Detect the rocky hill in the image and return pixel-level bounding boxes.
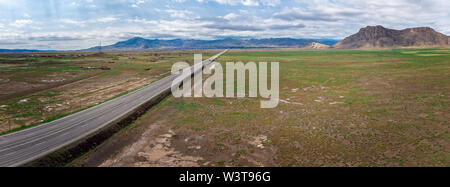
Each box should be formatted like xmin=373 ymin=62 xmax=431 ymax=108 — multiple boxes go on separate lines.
xmin=333 ymin=25 xmax=449 ymax=49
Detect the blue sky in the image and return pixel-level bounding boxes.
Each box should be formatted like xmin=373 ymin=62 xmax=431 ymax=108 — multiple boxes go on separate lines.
xmin=0 ymin=0 xmax=448 ymax=50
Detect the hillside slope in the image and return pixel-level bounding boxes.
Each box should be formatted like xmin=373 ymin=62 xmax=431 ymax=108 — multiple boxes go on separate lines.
xmin=334 ymin=25 xmax=449 ymax=49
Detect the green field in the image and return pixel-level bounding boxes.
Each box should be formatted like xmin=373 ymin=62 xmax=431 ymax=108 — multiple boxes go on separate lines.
xmin=87 ymin=48 xmax=449 ymax=167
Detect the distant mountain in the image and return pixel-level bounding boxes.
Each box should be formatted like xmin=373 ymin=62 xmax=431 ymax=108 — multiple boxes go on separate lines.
xmin=85 ymin=37 xmax=340 ymax=51
xmin=0 ymin=49 xmax=46 ymax=52
xmin=334 ymin=25 xmax=450 ymax=49
xmin=302 ymin=42 xmax=330 ymax=50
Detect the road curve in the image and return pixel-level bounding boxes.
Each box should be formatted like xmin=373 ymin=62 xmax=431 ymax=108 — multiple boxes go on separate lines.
xmin=0 ymin=50 xmax=227 ymax=167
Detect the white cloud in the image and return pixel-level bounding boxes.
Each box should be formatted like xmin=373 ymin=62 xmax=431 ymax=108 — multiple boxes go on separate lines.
xmin=60 ymin=19 xmax=86 ymax=27
xmin=0 ymin=0 xmax=448 ymax=50
xmin=96 ymin=17 xmax=118 ymax=23
xmin=131 ymin=0 xmax=147 ymax=8
xmin=9 ymin=19 xmax=33 ymax=28
xmin=70 ymin=2 xmax=80 ymax=7
xmin=60 ymin=16 xmax=118 ymax=26
xmin=241 ymin=0 xmax=259 ymax=6
xmin=129 ymin=17 xmax=158 ymax=24
xmin=260 ymin=0 xmax=280 ymax=6
xmin=223 ymin=13 xmax=238 ymax=20
xmin=166 ymin=9 xmax=193 ymax=18
xmin=203 ymin=0 xmax=279 ymax=6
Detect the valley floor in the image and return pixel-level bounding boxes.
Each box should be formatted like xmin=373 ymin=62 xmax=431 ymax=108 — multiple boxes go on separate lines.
xmin=71 ymin=48 xmax=449 ymax=167
xmin=0 ymin=50 xmax=216 ymax=134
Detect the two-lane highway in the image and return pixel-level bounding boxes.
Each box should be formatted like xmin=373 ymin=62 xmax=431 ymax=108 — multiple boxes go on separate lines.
xmin=0 ymin=50 xmax=227 ymax=167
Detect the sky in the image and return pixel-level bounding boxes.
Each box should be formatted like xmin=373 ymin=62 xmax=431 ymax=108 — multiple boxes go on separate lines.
xmin=0 ymin=0 xmax=448 ymax=50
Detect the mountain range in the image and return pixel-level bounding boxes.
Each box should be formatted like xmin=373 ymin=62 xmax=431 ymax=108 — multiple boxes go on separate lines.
xmin=84 ymin=26 xmax=450 ymax=51
xmin=85 ymin=38 xmax=339 ymax=51
xmin=0 ymin=49 xmax=49 ymax=52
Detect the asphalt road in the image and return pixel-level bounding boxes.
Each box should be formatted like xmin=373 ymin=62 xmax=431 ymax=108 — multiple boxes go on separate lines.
xmin=0 ymin=50 xmax=227 ymax=167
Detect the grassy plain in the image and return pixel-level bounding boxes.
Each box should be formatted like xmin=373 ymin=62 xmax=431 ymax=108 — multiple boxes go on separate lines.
xmin=73 ymin=48 xmax=449 ymax=167
xmin=0 ymin=50 xmax=216 ymax=134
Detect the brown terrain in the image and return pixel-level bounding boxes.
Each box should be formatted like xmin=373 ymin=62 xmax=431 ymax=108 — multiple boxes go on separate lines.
xmin=0 ymin=51 xmax=215 ymax=133
xmin=70 ymin=48 xmax=450 ymax=167
xmin=334 ymin=25 xmax=450 ymax=49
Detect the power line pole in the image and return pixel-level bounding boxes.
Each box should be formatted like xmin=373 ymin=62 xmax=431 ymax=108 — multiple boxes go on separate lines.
xmin=99 ymin=41 xmax=102 ymax=53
